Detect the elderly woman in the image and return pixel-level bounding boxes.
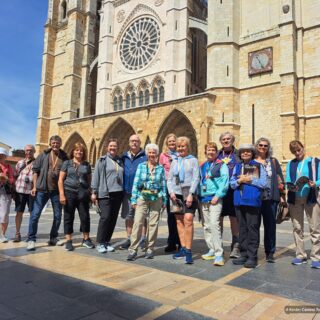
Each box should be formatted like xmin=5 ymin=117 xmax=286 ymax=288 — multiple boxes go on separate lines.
xmin=167 ymin=136 xmax=200 ymax=264
xmin=255 ymin=137 xmax=285 ymax=263
xmin=199 ymin=142 xmax=229 ymax=266
xmin=286 ymin=140 xmax=320 ymax=268
xmin=230 ymin=144 xmax=267 ymax=268
xmin=58 ymin=143 xmax=94 ymax=251
xmin=127 ymin=143 xmax=167 ymax=261
xmin=159 ymin=133 xmax=180 ymax=252
xmin=92 ymin=138 xmax=124 ymax=254
xmin=0 ymin=148 xmax=15 ymax=243
xmin=217 ymin=132 xmax=241 ymax=258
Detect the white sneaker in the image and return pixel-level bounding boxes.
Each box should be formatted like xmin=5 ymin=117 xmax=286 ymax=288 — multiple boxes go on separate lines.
xmin=201 ymin=249 xmax=215 ymax=260
xmin=56 ymin=238 xmax=65 ymax=246
xmin=0 ymin=236 xmax=8 ymax=243
xmin=96 ymin=243 xmax=107 ymax=254
xmin=27 ymin=241 xmax=36 ymax=251
xmin=105 ymin=243 xmax=115 ymax=252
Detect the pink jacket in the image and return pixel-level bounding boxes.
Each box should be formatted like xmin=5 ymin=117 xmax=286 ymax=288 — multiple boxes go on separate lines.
xmin=0 ymin=163 xmax=14 ymax=186
xmin=159 ymin=152 xmax=172 ymax=179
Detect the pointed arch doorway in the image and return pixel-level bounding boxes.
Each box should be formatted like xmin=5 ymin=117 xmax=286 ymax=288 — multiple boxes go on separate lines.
xmin=157 ymin=110 xmax=198 ymax=156
xmin=63 ymin=132 xmax=87 ymax=157
xmin=99 ymin=118 xmax=135 ymax=156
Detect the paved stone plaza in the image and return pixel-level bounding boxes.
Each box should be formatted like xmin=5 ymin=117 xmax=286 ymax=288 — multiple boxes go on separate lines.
xmin=0 ymin=206 xmax=319 ymax=320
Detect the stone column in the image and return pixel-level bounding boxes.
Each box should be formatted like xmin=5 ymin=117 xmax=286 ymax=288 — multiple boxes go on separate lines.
xmin=96 ymin=1 xmax=114 ymax=114
xmin=279 ymin=0 xmax=298 ymax=160
xmin=164 ymin=0 xmax=190 ymax=100
xmin=206 ymin=0 xmax=240 ymax=140
xmin=36 ymin=16 xmax=56 ymax=153
xmin=60 ymin=6 xmax=86 ymax=121
xmin=79 ymin=1 xmax=97 ymax=117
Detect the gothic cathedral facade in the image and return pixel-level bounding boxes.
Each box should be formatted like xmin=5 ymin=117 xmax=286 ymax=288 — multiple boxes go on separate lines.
xmin=37 ymin=0 xmax=320 ymax=163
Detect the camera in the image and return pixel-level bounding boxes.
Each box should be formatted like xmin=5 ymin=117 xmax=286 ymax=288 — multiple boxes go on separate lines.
xmin=24 ymin=176 xmax=30 ymax=184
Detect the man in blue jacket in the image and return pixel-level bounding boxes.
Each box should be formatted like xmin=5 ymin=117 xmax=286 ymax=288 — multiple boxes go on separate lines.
xmin=120 ymin=134 xmax=147 ymax=249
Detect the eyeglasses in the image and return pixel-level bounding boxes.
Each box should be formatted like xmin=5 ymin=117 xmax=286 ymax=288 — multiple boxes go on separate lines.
xmin=258 ymin=144 xmax=269 ymax=148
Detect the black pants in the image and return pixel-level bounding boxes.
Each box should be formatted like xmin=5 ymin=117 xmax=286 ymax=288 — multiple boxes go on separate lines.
xmin=166 ymin=192 xmax=180 ymax=247
xmin=236 ymin=206 xmax=261 ymax=261
xmin=64 ymin=190 xmax=91 ymax=235
xmin=96 ymin=192 xmax=123 ymax=244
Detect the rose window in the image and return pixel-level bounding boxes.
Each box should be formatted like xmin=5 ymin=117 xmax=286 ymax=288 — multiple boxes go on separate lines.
xmin=120 ymin=17 xmax=160 ymax=71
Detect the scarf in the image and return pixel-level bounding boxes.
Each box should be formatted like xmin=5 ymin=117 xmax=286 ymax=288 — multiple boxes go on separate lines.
xmin=174 ymin=155 xmax=194 ymax=183
xmin=168 ymin=150 xmax=179 ymax=161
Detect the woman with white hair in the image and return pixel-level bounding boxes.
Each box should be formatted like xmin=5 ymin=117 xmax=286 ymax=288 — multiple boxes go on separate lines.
xmin=255 ymin=137 xmax=285 ymax=263
xmin=0 ymin=147 xmax=15 ymax=243
xmin=127 ymin=143 xmax=167 ymax=261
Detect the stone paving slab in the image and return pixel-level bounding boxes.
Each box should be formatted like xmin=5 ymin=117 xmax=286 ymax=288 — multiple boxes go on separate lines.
xmin=0 ymin=209 xmax=318 ymax=319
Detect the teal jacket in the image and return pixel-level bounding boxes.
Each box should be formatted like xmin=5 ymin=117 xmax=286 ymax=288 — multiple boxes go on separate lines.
xmin=199 ymin=160 xmax=229 ymax=202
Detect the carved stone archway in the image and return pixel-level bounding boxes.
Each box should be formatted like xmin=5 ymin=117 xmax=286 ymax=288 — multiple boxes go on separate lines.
xmin=156 ymin=109 xmax=198 ymax=156
xmin=63 ymin=132 xmax=87 ymax=158
xmin=98 ymin=117 xmax=135 ymax=157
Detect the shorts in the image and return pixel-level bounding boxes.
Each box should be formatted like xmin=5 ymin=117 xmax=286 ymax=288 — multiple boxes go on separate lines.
xmin=174 ymin=194 xmax=198 ymax=215
xmin=121 ymin=192 xmax=135 ymax=220
xmin=15 ymin=193 xmax=34 ymax=213
xmin=221 ymin=188 xmax=236 ymax=217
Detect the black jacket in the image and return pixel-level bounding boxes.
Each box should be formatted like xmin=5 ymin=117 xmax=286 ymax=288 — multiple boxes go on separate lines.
xmin=33 ymin=148 xmax=68 ymax=191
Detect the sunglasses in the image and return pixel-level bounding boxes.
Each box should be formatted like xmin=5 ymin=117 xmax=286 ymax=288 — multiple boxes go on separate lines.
xmin=258 ymin=144 xmax=269 ymax=148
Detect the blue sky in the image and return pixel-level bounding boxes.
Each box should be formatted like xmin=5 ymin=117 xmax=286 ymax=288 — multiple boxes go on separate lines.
xmin=0 ymin=0 xmax=48 ymax=151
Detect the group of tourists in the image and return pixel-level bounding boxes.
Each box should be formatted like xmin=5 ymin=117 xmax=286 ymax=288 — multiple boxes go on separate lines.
xmin=0 ymin=131 xmax=319 ymax=270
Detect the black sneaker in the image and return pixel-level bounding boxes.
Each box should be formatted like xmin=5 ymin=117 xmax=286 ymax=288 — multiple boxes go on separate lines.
xmin=127 ymin=251 xmax=137 ymax=261
xmin=82 ymin=238 xmax=95 ymax=249
xmin=65 ymin=240 xmax=74 ymax=251
xmin=233 ymin=256 xmax=247 ymax=265
xmin=244 ymin=259 xmax=257 ymax=269
xmin=164 ymin=244 xmax=177 ymax=253
xmin=48 ymin=238 xmax=64 ymax=246
xmin=266 ymin=253 xmax=275 ymax=263
xmin=119 ymin=238 xmax=131 ymax=250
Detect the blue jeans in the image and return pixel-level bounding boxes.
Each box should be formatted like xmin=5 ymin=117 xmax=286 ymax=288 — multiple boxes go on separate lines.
xmin=261 ymin=200 xmax=278 ymax=254
xmin=28 ymin=190 xmax=62 ymax=241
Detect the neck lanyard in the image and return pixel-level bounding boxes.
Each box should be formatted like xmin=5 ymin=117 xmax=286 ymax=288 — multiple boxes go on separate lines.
xmin=72 ymin=160 xmax=81 ymax=175
xmin=147 ymin=163 xmax=155 ymax=183
xmin=108 ymin=156 xmax=119 ymax=173
xmin=296 ymin=159 xmax=305 ymax=178
xmin=205 ymin=160 xmax=216 ymax=179
xmin=222 ymin=150 xmax=233 ymax=164
xmin=241 ymin=162 xmax=250 ymax=175
xmin=51 ymin=151 xmax=59 ymax=170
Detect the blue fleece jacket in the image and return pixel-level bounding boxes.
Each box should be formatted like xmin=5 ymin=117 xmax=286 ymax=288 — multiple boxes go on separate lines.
xmin=122 ymin=150 xmax=147 ymax=194
xmin=199 ymin=160 xmax=229 ymax=202
xmin=230 ymin=160 xmax=267 ymax=207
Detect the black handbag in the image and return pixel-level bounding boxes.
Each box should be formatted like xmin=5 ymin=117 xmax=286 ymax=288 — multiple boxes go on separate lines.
xmin=4 ymin=183 xmax=15 ymax=195
xmin=276 ymin=202 xmax=290 ymax=224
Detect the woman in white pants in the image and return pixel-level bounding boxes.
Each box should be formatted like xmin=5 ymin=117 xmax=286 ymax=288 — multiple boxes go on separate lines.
xmin=199 ymin=143 xmax=229 ymax=266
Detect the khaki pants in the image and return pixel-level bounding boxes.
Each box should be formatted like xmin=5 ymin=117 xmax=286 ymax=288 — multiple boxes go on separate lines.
xmin=201 ymin=200 xmax=223 ymax=256
xmin=129 ymin=198 xmax=162 ymax=254
xmin=289 ymin=197 xmax=320 ymax=261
